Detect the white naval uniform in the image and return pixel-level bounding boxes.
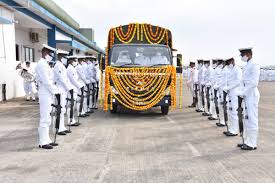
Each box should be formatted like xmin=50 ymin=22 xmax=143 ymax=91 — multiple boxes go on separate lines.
xmin=214 ymin=65 xmax=225 ymax=124
xmin=198 ymin=65 xmax=206 ymax=110
xmin=209 ymin=66 xmax=218 ymax=118
xmin=87 ymin=61 xmax=96 ymax=109
xmin=67 ymin=64 xmax=83 ymax=123
xmin=134 ymin=55 xmax=150 ymax=66
xmin=53 ymin=61 xmax=73 ymax=132
xmin=186 ymin=67 xmax=194 ymax=96
xmin=203 ymin=65 xmax=214 ymax=114
xmin=226 ymin=65 xmax=242 ymax=134
xmin=76 ymin=63 xmax=89 ymax=114
xmin=242 ymin=59 xmax=260 ymax=148
xmin=22 ymin=66 xmax=36 ymax=100
xmin=35 ymin=58 xmax=58 ymax=146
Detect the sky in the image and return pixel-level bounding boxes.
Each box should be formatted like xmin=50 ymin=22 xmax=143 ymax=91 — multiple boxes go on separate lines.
xmin=54 ymin=0 xmax=275 ymax=66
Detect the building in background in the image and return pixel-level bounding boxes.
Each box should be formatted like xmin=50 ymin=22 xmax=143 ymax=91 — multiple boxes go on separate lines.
xmin=0 ymin=0 xmax=105 ymax=101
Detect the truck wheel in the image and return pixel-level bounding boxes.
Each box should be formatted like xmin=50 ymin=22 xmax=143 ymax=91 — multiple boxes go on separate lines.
xmin=161 ymin=106 xmax=169 ymax=115
xmin=110 ymin=105 xmax=118 ymax=114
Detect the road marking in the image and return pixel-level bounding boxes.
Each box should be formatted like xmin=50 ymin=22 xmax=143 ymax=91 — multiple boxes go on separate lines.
xmin=186 ymin=142 xmax=201 ymax=157
xmin=166 ymin=116 xmax=176 ymax=123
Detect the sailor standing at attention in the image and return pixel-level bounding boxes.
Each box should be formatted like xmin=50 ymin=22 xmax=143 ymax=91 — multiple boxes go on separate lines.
xmin=196 ymin=60 xmax=206 ymax=112
xmin=223 ymin=58 xmax=242 ymax=137
xmin=187 ymin=62 xmax=196 ymax=107
xmin=238 ymin=48 xmax=260 ymax=150
xmin=53 ymin=49 xmax=73 ymax=135
xmin=208 ymin=59 xmax=219 ymax=120
xmin=35 ymin=44 xmax=59 ymax=149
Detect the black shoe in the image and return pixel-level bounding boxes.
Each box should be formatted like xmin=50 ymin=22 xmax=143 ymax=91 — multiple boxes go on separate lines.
xmin=70 ymin=122 xmax=81 ymax=127
xmin=188 ymin=103 xmax=196 ymax=108
xmin=32 ymin=99 xmax=36 ymax=101
xmin=216 ymin=123 xmax=226 ymax=127
xmin=241 ymin=144 xmax=257 ymax=150
xmin=202 ymin=112 xmax=211 ymax=116
xmin=39 ymin=144 xmax=53 ymax=149
xmin=64 ymin=130 xmax=71 ymax=133
xmin=87 ymin=110 xmax=94 ymax=114
xmin=57 ymin=132 xmax=66 ymax=135
xmin=84 ymin=113 xmax=90 ymax=117
xmin=195 ymin=109 xmax=204 ymax=113
xmin=79 ymin=114 xmax=86 ymax=118
xmin=224 ymin=132 xmax=238 ymax=137
xmin=26 ymin=99 xmax=30 ymax=101
xmin=237 ymin=143 xmax=244 ymax=148
xmin=208 ymin=116 xmax=218 ymax=120
xmin=49 ymin=142 xmax=58 ymax=146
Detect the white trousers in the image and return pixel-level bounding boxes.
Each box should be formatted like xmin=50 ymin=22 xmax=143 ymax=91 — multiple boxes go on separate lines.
xmin=228 ymin=94 xmax=239 ymax=134
xmin=244 ymin=95 xmax=260 ymax=148
xmin=38 ymin=93 xmax=53 ymax=146
xmin=67 ymin=92 xmax=78 ymax=125
xmin=58 ymin=92 xmax=68 ymax=132
xmin=24 ymin=81 xmax=35 ymax=99
xmin=218 ymin=89 xmax=225 ymax=125
xmin=210 ymin=88 xmax=217 ymax=118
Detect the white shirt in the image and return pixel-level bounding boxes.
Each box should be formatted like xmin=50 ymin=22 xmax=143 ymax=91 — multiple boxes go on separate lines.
xmin=150 ymin=55 xmax=169 ymax=65
xmin=134 ymin=55 xmax=150 ymax=65
xmin=67 ymin=64 xmax=83 ymax=92
xmin=76 ymin=64 xmax=88 ymax=85
xmin=198 ymin=65 xmax=206 ymax=85
xmin=35 ymin=58 xmax=58 ymax=95
xmin=53 ymin=61 xmax=72 ymax=93
xmin=226 ymin=65 xmax=242 ymax=95
xmin=242 ymin=59 xmax=260 ymax=97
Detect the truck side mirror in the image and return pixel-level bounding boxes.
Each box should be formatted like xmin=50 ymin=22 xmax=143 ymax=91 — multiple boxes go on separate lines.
xmin=176 ymin=54 xmax=183 ymax=73
xmin=177 ymin=54 xmax=182 ymax=67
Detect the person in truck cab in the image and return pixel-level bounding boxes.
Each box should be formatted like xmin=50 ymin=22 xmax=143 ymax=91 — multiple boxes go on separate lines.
xmin=134 ymin=48 xmax=150 ymax=66
xmin=150 ymin=52 xmax=169 ymax=65
xmin=116 ymin=50 xmax=132 ymax=65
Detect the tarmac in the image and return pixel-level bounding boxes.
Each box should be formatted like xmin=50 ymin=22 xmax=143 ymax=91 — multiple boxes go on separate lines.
xmin=0 ymin=81 xmax=274 ymax=183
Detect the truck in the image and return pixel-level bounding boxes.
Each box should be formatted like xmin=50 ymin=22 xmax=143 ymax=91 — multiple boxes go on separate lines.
xmin=103 ymin=23 xmax=182 ymax=115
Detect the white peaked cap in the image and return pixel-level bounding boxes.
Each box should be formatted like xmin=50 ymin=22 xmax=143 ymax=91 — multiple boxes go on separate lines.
xmin=56 ymin=49 xmax=69 ymax=55
xmin=67 ymin=55 xmax=77 ymax=59
xmin=85 ymin=55 xmax=97 ymax=59
xmin=77 ymin=55 xmax=86 ymax=59
xmin=239 ymin=47 xmax=253 ymax=52
xmin=42 ymin=44 xmax=56 ymax=52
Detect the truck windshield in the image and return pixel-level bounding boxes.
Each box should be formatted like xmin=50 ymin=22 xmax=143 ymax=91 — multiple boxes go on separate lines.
xmin=110 ymin=45 xmax=171 ymax=67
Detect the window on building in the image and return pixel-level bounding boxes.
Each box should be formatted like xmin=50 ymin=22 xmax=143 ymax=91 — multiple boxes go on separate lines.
xmin=15 ymin=44 xmax=19 ymax=61
xmin=24 ymin=47 xmax=34 ymax=62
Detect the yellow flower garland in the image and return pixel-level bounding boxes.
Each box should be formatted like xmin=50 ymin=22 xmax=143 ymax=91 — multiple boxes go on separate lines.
xmin=103 ymin=66 xmax=177 ymax=111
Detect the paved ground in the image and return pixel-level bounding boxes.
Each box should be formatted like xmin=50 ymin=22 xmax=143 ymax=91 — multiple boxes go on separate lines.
xmin=0 ymin=81 xmax=275 ymax=183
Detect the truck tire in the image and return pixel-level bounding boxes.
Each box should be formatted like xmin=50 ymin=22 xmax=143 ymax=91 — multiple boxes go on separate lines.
xmin=161 ymin=106 xmax=169 ymax=115
xmin=110 ymin=104 xmax=118 ymax=114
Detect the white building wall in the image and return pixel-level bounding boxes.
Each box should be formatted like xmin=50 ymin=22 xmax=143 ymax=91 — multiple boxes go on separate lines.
xmin=15 ymin=27 xmax=47 ymax=62
xmin=0 ymin=7 xmax=20 ymax=101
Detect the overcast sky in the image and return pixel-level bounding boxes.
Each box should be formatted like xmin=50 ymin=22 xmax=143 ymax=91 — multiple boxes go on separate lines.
xmin=54 ymin=0 xmax=275 ymax=66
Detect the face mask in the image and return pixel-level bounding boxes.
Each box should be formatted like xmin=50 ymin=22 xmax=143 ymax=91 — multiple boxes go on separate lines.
xmin=204 ymin=64 xmax=209 ymax=68
xmin=122 ymin=55 xmax=127 ymax=59
xmin=45 ymin=54 xmax=53 ymax=62
xmin=218 ymin=64 xmax=223 ymax=69
xmin=229 ymin=63 xmax=234 ymax=69
xmin=72 ymin=62 xmax=78 ymax=67
xmin=212 ymin=63 xmax=217 ymax=68
xmin=61 ymin=57 xmax=67 ymax=65
xmin=156 ymin=52 xmax=161 ymax=56
xmin=241 ymin=56 xmax=249 ymax=62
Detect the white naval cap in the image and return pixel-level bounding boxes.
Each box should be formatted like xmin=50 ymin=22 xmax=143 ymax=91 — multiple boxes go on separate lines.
xmin=56 ymin=49 xmax=69 ymax=55
xmin=76 ymin=55 xmax=86 ymax=59
xmin=67 ymin=55 xmax=77 ymax=59
xmin=42 ymin=44 xmax=56 ymax=52
xmin=239 ymin=47 xmax=253 ymax=52
xmin=85 ymin=55 xmax=97 ymax=59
